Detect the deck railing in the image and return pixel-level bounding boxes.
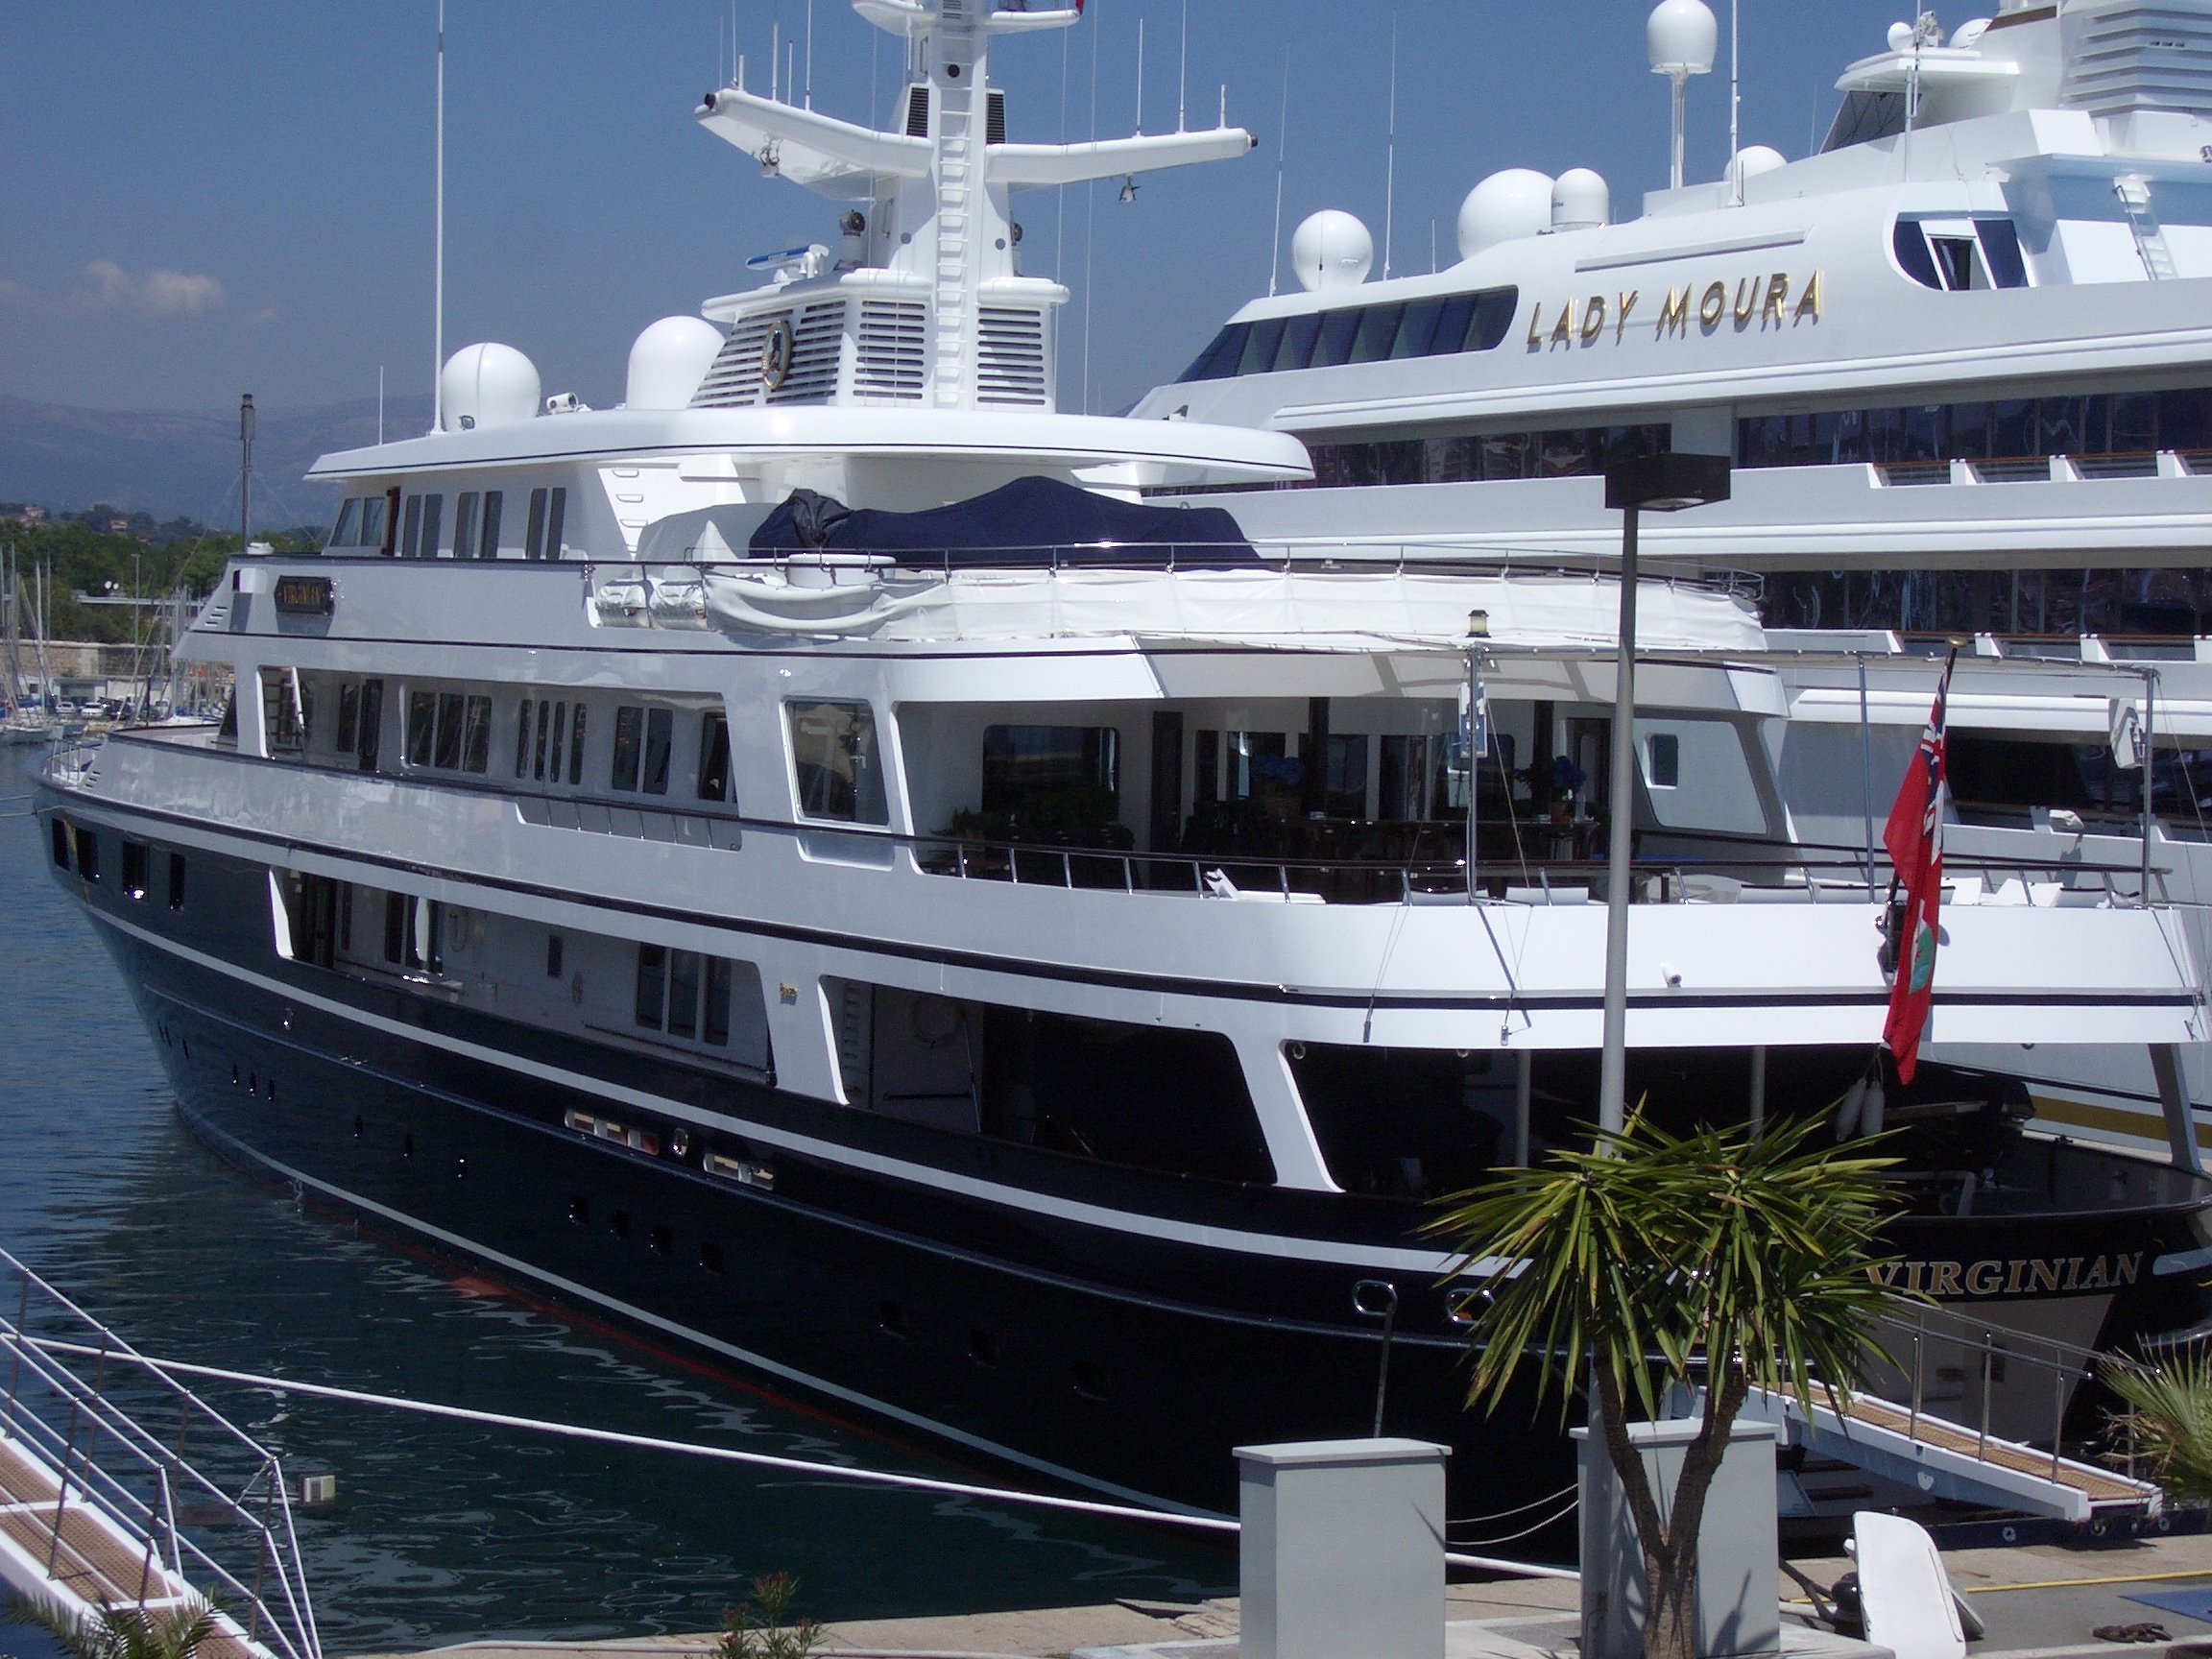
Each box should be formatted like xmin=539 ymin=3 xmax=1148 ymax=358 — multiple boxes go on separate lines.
xmin=0 ymin=1248 xmax=320 ymax=1659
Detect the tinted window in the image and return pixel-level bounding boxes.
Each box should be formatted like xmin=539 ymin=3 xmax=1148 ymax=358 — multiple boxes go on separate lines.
xmin=406 ymin=691 xmax=435 ymax=766
xmin=1311 ymin=307 xmax=1361 ymax=368
xmin=697 ymin=713 xmax=732 ymax=802
xmin=789 ymin=700 xmax=888 ymax=824
xmin=1274 ymin=311 xmax=1323 ymax=372
xmin=480 ymin=491 xmax=504 ymax=558
xmin=642 ymin=708 xmax=673 ymax=795
xmin=1238 ymin=317 xmax=1287 ymax=375
xmin=1979 ymin=219 xmax=2030 ymax=289
xmin=567 ymin=703 xmax=588 ymax=784
xmin=611 ymin=706 xmax=643 ymax=791
xmin=1349 ymin=303 xmax=1404 ymax=364
xmin=452 ymin=493 xmax=479 ymax=560
xmin=1893 ymin=220 xmax=1941 ymax=290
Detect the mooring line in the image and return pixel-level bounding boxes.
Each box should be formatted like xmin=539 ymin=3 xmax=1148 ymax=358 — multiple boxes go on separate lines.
xmin=18 ymin=1336 xmax=1575 ymax=1581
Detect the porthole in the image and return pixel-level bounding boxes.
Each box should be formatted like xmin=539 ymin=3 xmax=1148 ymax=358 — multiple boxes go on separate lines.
xmin=352 ymin=1116 xmax=365 ymax=1141
xmin=568 ymin=1195 xmax=590 ymax=1227
xmin=1072 ymin=1360 xmax=1112 ymax=1402
xmin=455 ymin=1157 xmax=469 ymax=1181
xmin=610 ymin=1209 xmax=633 ymax=1240
xmin=402 ymin=1134 xmax=415 ymax=1159
xmin=648 ymin=1222 xmax=672 ymax=1256
xmin=230 ymin=1064 xmax=239 ymax=1086
xmin=669 ymin=1128 xmax=692 ymax=1159
xmin=698 ymin=1240 xmax=725 ymax=1273
xmin=879 ymin=1300 xmax=908 ymax=1336
xmin=967 ymin=1328 xmax=998 ymax=1368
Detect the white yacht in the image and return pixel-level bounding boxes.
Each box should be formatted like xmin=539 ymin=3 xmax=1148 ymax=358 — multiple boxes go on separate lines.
xmin=1136 ymin=0 xmax=2212 ymax=625
xmin=34 ymin=0 xmax=2212 ymax=1524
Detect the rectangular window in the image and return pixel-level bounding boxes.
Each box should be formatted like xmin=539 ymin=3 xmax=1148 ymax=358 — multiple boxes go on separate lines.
xmin=434 ymin=692 xmax=465 ymax=769
xmin=420 ymin=493 xmax=444 ymax=558
xmin=549 ymin=704 xmax=566 ymax=781
xmin=515 ymin=698 xmax=534 ymax=778
xmin=635 ymin=944 xmax=667 ymax=1028
xmin=122 ymin=840 xmax=149 ymax=900
xmin=568 ymin=702 xmax=588 ymax=784
xmin=406 ymin=691 xmax=436 ymax=766
xmin=697 ymin=713 xmax=732 ymax=802
xmin=400 ymin=493 xmax=424 ymax=560
xmin=51 ymin=818 xmax=68 ymax=870
xmin=525 ymin=489 xmax=548 ymax=560
xmin=452 ymin=492 xmax=479 ymax=561
xmin=1273 ymin=311 xmax=1322 ymax=373
xmin=980 ymin=725 xmax=1118 ymax=816
xmin=461 ymin=695 xmax=492 ymax=773
xmin=330 ymin=498 xmax=361 ymax=547
xmin=383 ymin=892 xmax=406 ymax=965
xmin=611 ymin=706 xmax=643 ymax=790
xmin=73 ymin=827 xmax=98 ymax=881
xmin=1310 ymin=307 xmax=1360 ymax=369
xmin=546 ymin=934 xmax=565 ymax=978
xmin=788 ymin=700 xmax=888 ymax=823
xmin=337 ymin=683 xmax=360 ymax=753
xmin=360 ymin=493 xmax=389 ymax=554
xmin=357 ymin=679 xmax=383 ymax=771
xmin=642 ymin=707 xmax=673 ymax=795
xmin=168 ymin=852 xmax=186 ymax=910
xmin=534 ymin=699 xmax=551 ymax=780
xmin=1349 ymin=303 xmax=1404 ymax=364
xmin=524 ymin=487 xmax=568 ymax=560
xmin=480 ymin=490 xmax=503 ymax=558
xmin=705 ymin=958 xmax=733 ymax=1046
xmin=544 ymin=486 xmax=566 ymax=558
xmin=1646 ymin=731 xmax=1681 ymax=788
xmin=1390 ymin=298 xmax=1448 ymax=359
xmin=667 ymin=950 xmax=701 ymax=1039
xmin=1322 ymin=734 xmax=1368 ymax=818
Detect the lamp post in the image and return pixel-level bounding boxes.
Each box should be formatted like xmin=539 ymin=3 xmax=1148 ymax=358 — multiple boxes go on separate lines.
xmin=1598 ymin=451 xmax=1730 ymax=1134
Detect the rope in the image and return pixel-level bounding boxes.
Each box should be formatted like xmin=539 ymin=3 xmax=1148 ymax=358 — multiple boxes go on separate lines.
xmin=18 ymin=1338 xmax=1574 ymax=1582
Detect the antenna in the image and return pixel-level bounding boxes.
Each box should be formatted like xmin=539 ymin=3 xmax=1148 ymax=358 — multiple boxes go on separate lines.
xmin=1382 ymin=12 xmax=1398 ymax=279
xmin=1728 ymin=0 xmax=1741 ymax=204
xmin=239 ymin=394 xmax=255 ymax=556
xmin=1134 ymin=16 xmax=1144 ymax=132
xmin=771 ymin=20 xmax=780 ymax=102
xmin=1267 ymin=50 xmax=1289 ymax=297
xmin=432 ymin=0 xmax=445 ymax=435
xmin=378 ymin=366 xmax=385 ymax=445
xmin=1177 ymin=0 xmax=1188 ymax=131
xmin=1081 ymin=0 xmax=1102 ymax=413
xmin=805 ymin=0 xmax=814 ymax=109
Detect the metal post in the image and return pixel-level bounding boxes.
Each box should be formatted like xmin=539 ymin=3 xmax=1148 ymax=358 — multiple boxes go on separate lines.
xmin=2140 ymin=667 xmax=2156 ymax=905
xmin=1514 ymin=1049 xmax=1532 ymax=1166
xmin=1748 ymin=1046 xmax=1766 ymax=1138
xmin=4 ymin=1269 xmax=26 ymax=1435
xmin=1858 ymin=653 xmax=1877 ymax=893
xmin=1465 ymin=645 xmax=1479 ymax=903
xmin=2052 ymin=1365 xmax=2064 ymax=1481
xmin=1599 ymin=506 xmax=1640 ymax=1135
xmin=1978 ymin=1336 xmax=1992 ymax=1459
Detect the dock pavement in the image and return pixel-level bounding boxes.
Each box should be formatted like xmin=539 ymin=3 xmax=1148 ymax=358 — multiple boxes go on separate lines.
xmin=360 ymin=1527 xmax=2212 ymax=1659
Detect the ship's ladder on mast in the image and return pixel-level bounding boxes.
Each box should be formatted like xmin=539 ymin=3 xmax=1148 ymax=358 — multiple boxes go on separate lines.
xmin=2116 ymin=174 xmax=2178 ymax=281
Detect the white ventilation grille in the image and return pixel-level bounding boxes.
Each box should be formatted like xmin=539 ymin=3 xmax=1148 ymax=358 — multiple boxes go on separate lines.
xmin=976 ymin=307 xmax=1048 ymax=406
xmin=690 ymin=302 xmax=847 ymax=406
xmin=768 ymin=301 xmax=847 ymax=404
xmin=2062 ymin=2 xmax=2212 ymax=116
xmin=691 ymin=312 xmax=781 ymax=407
xmin=854 ymin=301 xmax=927 ymax=400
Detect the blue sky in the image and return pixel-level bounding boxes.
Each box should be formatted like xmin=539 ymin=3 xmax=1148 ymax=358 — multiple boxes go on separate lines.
xmin=5 ymin=1 xmax=1920 ymax=423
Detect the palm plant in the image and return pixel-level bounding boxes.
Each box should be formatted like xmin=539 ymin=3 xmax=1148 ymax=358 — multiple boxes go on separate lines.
xmin=1429 ymin=1109 xmax=1900 ymax=1659
xmin=713 ymin=1574 xmax=821 ymax=1659
xmin=9 ymin=1596 xmax=218 ymax=1659
xmin=2106 ymin=1352 xmax=2212 ymax=1503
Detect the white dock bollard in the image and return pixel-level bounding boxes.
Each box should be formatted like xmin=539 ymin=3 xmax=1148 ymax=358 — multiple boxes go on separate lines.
xmin=1234 ymin=1438 xmax=1449 ymax=1659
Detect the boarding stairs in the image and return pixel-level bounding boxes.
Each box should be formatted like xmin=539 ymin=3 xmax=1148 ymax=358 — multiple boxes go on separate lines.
xmin=1739 ymin=1298 xmax=2163 ymax=1526
xmin=0 ymin=1248 xmax=320 ymax=1659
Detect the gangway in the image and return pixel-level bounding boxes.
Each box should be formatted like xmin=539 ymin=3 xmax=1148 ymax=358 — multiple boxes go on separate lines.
xmin=0 ymin=1248 xmax=320 ymax=1659
xmin=1739 ymin=1297 xmax=2164 ymax=1525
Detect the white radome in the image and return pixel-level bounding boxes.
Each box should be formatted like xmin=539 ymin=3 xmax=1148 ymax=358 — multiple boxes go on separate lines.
xmin=1647 ymin=0 xmax=1719 ymax=75
xmin=440 ymin=343 xmax=541 ymax=432
xmin=626 ymin=316 xmax=727 ymax=410
xmin=1725 ymin=145 xmax=1789 ymax=190
xmin=1551 ymin=168 xmax=1611 ymax=231
xmin=1289 ymin=210 xmax=1374 ymax=293
xmin=1458 ymin=170 xmax=1554 ymax=260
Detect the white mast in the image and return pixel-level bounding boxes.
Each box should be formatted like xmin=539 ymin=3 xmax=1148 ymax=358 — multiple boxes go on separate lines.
xmin=1727 ymin=0 xmax=1741 ymax=204
xmin=1382 ymin=12 xmax=1397 ymax=280
xmin=432 ymin=0 xmax=445 ymax=435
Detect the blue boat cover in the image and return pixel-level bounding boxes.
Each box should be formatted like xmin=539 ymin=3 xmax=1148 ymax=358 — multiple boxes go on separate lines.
xmin=748 ymin=475 xmax=1260 ymax=566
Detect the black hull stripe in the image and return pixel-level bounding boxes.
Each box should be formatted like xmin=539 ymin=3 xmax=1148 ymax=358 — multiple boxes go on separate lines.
xmin=89 ymin=905 xmax=1483 ymax=1278
xmin=50 ymin=788 xmax=2195 ymax=1018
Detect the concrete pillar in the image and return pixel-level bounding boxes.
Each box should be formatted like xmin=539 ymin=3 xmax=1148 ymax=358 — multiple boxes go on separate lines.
xmin=1574 ymin=1418 xmax=1778 ymax=1659
xmin=1235 ymin=1438 xmax=1449 ymax=1659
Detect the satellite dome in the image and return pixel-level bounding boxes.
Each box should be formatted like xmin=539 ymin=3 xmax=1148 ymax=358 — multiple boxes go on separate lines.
xmin=1725 ymin=145 xmax=1788 ymax=190
xmin=625 ymin=315 xmax=726 ymax=410
xmin=441 ymin=343 xmax=541 ymax=432
xmin=1551 ymin=168 xmax=1611 ymax=231
xmin=1647 ymin=0 xmax=1718 ymax=75
xmin=1887 ymin=19 xmax=1917 ymax=52
xmin=1289 ymin=210 xmax=1374 ymax=292
xmin=1953 ymin=17 xmax=1993 ymax=47
xmin=1457 ymin=170 xmax=1554 ymax=260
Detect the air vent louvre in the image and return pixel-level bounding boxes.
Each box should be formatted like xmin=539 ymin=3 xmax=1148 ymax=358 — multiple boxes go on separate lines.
xmin=691 ymin=313 xmax=782 ymax=408
xmin=905 ymin=84 xmax=931 ymax=136
xmin=977 ymin=306 xmax=1048 ymax=406
xmin=2062 ymin=3 xmax=2212 ymax=115
xmin=987 ymin=90 xmax=1007 ymax=145
xmin=855 ymin=301 xmax=927 ymax=400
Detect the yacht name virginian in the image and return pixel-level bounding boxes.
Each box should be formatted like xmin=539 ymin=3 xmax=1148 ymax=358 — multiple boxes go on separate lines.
xmin=1868 ymin=1253 xmax=2144 ymax=1298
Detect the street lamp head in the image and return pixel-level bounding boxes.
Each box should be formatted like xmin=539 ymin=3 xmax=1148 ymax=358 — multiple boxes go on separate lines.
xmin=1603 ymin=449 xmax=1732 ymax=513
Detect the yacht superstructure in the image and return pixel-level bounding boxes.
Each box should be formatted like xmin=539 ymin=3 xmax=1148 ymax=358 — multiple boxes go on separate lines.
xmin=1136 ymin=0 xmax=2212 ymax=631
xmin=33 ymin=0 xmax=2212 ymax=1523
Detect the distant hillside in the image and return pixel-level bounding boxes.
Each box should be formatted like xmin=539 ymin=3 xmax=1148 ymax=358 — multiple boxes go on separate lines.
xmin=0 ymin=393 xmax=434 ymax=522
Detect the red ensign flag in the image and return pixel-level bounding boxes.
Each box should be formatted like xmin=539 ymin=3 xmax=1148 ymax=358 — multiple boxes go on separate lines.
xmin=1881 ymin=652 xmax=1957 ymax=1083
